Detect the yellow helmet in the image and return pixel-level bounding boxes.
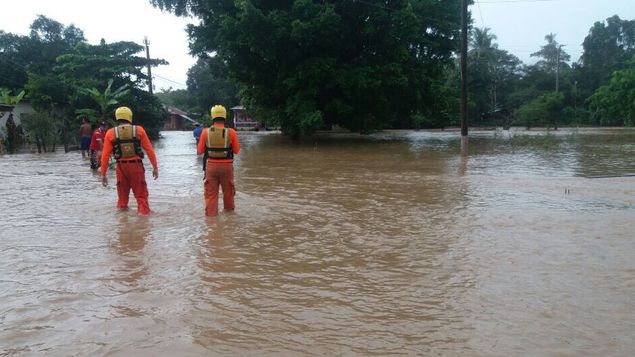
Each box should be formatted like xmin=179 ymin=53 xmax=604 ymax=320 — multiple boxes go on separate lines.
xmin=210 ymin=105 xmax=227 ymax=120
xmin=115 ymin=106 xmax=133 ymax=122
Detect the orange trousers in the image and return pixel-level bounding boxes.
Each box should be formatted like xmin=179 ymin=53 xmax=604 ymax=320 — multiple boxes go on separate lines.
xmin=116 ymin=161 xmax=150 ymax=215
xmin=204 ymin=162 xmax=235 ymax=216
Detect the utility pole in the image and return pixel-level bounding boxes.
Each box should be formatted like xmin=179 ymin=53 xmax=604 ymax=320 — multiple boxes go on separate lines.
xmin=555 ymin=44 xmax=566 ymax=93
xmin=460 ymin=0 xmax=469 ymax=154
xmin=143 ymin=36 xmax=153 ymax=95
xmin=574 ymin=80 xmax=578 ymax=122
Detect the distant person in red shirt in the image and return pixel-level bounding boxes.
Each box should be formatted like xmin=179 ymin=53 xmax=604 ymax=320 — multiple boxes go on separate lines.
xmin=101 ymin=107 xmax=158 ymax=215
xmin=89 ymin=122 xmax=107 ymax=170
xmin=197 ymin=105 xmax=240 ymax=217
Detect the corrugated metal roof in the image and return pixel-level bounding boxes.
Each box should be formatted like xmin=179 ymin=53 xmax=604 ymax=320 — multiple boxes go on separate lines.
xmin=164 ymin=105 xmax=198 ymax=123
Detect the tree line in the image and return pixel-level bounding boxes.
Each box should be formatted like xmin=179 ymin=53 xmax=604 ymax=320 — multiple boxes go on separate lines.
xmin=2 ymin=3 xmax=635 ymax=147
xmin=152 ymin=0 xmax=635 ymax=137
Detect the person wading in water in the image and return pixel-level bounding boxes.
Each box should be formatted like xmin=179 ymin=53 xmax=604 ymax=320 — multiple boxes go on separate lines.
xmin=100 ymin=106 xmax=158 ymax=215
xmin=78 ymin=117 xmax=92 ymax=159
xmin=197 ymin=105 xmax=240 ymax=217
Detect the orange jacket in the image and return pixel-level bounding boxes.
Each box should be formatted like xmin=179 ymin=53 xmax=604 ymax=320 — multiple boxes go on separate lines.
xmin=100 ymin=125 xmax=158 ymax=176
xmin=197 ymin=123 xmax=240 ymax=163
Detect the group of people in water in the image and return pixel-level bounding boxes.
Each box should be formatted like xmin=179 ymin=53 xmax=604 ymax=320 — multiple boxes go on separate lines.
xmin=83 ymin=105 xmax=239 ymax=217
xmin=79 ymin=118 xmax=109 ymax=170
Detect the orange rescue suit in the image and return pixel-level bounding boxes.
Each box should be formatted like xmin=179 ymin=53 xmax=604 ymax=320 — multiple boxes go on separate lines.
xmin=197 ymin=123 xmax=240 ymax=216
xmin=101 ymin=124 xmax=158 ymax=214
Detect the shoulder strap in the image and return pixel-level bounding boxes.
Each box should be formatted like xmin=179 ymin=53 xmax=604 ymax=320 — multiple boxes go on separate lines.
xmin=114 ymin=127 xmax=120 ymax=140
xmin=132 ymin=125 xmax=137 ymax=138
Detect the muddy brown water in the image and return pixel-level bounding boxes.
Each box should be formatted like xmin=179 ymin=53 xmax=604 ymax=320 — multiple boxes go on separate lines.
xmin=1 ymin=128 xmax=634 ymax=356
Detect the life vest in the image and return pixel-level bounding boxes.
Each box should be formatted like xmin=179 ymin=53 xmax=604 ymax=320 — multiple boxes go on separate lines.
xmin=205 ymin=126 xmax=233 ymax=160
xmin=113 ymin=125 xmax=144 ymax=160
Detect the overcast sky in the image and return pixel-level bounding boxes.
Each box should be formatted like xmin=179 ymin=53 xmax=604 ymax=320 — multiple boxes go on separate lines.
xmin=3 ymin=0 xmax=635 ymax=91
xmin=473 ymin=0 xmax=635 ymax=63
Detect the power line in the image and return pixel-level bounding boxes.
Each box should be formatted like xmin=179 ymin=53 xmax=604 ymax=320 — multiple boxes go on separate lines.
xmin=152 ymin=73 xmax=186 ymax=86
xmin=475 ymin=0 xmax=486 ymax=29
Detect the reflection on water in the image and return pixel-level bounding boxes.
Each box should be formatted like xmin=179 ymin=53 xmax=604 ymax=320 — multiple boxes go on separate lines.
xmin=0 ymin=128 xmax=634 ymax=355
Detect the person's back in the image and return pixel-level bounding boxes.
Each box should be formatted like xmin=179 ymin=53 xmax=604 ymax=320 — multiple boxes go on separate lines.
xmin=79 ymin=118 xmax=92 ymax=159
xmin=100 ymin=107 xmax=158 ymax=215
xmin=196 ymin=105 xmax=240 ymax=216
xmin=193 ymin=124 xmax=203 ymax=143
xmin=89 ymin=122 xmax=107 ymax=170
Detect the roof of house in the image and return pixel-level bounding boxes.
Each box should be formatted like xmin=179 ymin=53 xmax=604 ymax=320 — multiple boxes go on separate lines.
xmin=164 ymin=105 xmax=198 ymax=124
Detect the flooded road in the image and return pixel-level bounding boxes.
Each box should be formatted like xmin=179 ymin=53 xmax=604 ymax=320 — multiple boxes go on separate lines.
xmin=1 ymin=128 xmax=634 ymax=356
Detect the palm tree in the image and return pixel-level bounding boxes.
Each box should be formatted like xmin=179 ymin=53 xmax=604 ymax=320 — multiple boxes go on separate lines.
xmin=531 ymin=33 xmax=570 ymax=71
xmin=470 ymin=27 xmax=498 ymax=63
xmin=78 ymin=79 xmax=130 ymax=123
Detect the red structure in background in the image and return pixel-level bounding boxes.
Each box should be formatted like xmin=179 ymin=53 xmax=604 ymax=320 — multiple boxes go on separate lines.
xmin=230 ymin=106 xmax=261 ymax=130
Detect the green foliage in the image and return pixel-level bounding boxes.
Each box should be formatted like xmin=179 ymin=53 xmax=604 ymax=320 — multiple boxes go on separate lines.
xmin=508 ymin=132 xmax=560 ymax=149
xmin=153 ymin=0 xmax=461 ymax=137
xmin=0 ymin=16 xmax=170 ymax=144
xmin=530 ymin=33 xmax=570 ymax=72
xmin=122 ymin=87 xmax=167 ymax=139
xmin=185 ymin=57 xmax=238 ymax=115
xmin=578 ymin=15 xmax=635 ymax=99
xmin=0 ymin=31 xmax=29 ymax=89
xmin=468 ymin=28 xmax=523 ymax=124
xmin=514 ymin=92 xmax=565 ymax=129
xmin=78 ymin=79 xmax=130 ymax=122
xmin=155 ymin=88 xmax=193 ymax=111
xmin=587 ymin=59 xmax=635 ymax=126
xmin=0 ymin=88 xmax=25 ymax=105
xmin=21 ymin=111 xmax=59 ymax=152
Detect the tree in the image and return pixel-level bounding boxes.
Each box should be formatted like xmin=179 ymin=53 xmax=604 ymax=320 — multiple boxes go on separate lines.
xmin=578 ymin=15 xmax=635 ymax=100
xmin=155 ymin=88 xmax=194 ymax=112
xmin=587 ymin=58 xmax=635 ymax=126
xmin=531 ymin=33 xmax=570 ymax=73
xmin=186 ymin=57 xmax=238 ymax=116
xmin=468 ymin=28 xmax=522 ymax=124
xmin=152 ymin=0 xmax=461 ymax=137
xmin=78 ymin=79 xmax=130 ymax=123
xmin=54 ymin=40 xmax=168 ymax=138
xmin=21 ymin=111 xmax=58 ymax=153
xmin=0 ymin=31 xmax=28 ymax=89
xmin=514 ymin=92 xmax=565 ymax=129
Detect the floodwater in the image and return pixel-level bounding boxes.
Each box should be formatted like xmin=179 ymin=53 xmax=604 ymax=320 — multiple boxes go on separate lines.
xmin=1 ymin=128 xmax=634 ymax=356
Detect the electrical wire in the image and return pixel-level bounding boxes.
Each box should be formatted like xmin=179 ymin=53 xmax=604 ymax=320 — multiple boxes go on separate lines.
xmin=152 ymin=73 xmax=186 ymax=86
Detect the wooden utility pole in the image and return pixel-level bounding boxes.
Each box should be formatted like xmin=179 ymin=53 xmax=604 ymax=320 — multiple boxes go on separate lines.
xmin=460 ymin=0 xmax=469 ymax=154
xmin=143 ymin=37 xmax=153 ymax=95
xmin=555 ymin=44 xmax=566 ymax=93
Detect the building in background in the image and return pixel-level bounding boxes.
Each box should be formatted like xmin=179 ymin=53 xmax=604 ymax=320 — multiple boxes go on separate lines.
xmin=164 ymin=105 xmax=199 ymax=130
xmin=230 ymin=106 xmax=261 ymax=130
xmin=0 ymin=102 xmax=34 ymax=128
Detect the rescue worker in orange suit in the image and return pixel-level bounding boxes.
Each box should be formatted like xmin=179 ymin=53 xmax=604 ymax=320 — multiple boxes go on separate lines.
xmin=197 ymin=105 xmax=240 ymax=217
xmin=100 ymin=106 xmax=159 ymax=215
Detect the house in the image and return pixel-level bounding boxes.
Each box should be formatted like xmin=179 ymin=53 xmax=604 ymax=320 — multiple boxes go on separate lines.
xmin=0 ymin=101 xmax=35 ymax=128
xmin=164 ymin=105 xmax=199 ymax=130
xmin=230 ymin=105 xmax=261 ymax=130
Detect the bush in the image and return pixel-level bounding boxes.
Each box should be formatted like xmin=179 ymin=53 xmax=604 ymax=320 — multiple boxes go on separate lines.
xmin=21 ymin=111 xmax=59 ymax=153
xmin=513 ymin=92 xmax=564 ymax=129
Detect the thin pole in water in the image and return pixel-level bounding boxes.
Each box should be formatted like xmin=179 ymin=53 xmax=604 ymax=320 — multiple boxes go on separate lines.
xmin=460 ymin=0 xmax=469 ymax=155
